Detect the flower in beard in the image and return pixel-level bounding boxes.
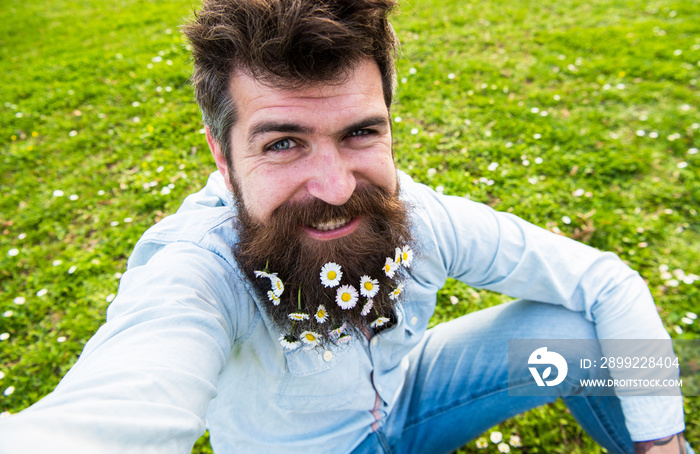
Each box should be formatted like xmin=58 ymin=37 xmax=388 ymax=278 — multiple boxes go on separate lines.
xmin=288 ymin=312 xmax=310 ymax=321
xmin=232 ymin=181 xmax=415 ymax=345
xmin=399 ymin=245 xmax=414 ymax=267
xmin=359 ymin=275 xmax=379 ymax=298
xmin=361 ymin=298 xmax=374 ymax=316
xmin=329 ymin=322 xmax=347 ymax=337
xmin=370 ymin=317 xmax=390 ymax=328
xmin=270 ymin=276 xmax=284 ymax=297
xmin=383 ymin=257 xmax=398 ymax=278
xmin=267 ymin=290 xmax=281 ymax=306
xmin=279 ymin=334 xmax=301 ymax=350
xmin=314 ymin=305 xmax=328 ymax=323
xmin=336 ymin=285 xmax=358 ymax=310
xmin=338 ymin=333 xmax=352 ymax=344
xmin=320 ymin=262 xmax=342 ymax=288
xmin=300 ymin=331 xmax=321 ymax=348
xmin=389 ymin=283 xmax=404 ymax=300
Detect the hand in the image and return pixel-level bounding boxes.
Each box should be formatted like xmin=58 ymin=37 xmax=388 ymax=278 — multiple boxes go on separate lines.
xmin=634 ymin=433 xmax=686 ymax=454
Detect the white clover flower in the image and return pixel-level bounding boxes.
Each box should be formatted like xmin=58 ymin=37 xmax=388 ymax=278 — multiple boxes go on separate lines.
xmin=490 ymin=431 xmax=503 ymax=444
xmin=359 ymin=276 xmax=379 ymax=298
xmin=267 ymin=291 xmax=281 ymax=306
xmin=389 ymin=284 xmax=404 ymax=301
xmin=399 ymin=246 xmax=413 ymax=267
xmin=320 ymin=262 xmax=342 ymax=288
xmin=300 ymin=331 xmax=321 ymax=347
xmin=361 ymin=299 xmax=374 ymax=316
xmin=36 ymin=289 xmax=48 ymax=297
xmin=498 ymin=442 xmax=511 ymax=453
xmin=509 ymin=435 xmax=522 ymax=447
xmin=7 ymin=249 xmax=19 ymax=257
xmin=383 ymin=257 xmax=398 ymax=278
xmin=681 ymin=317 xmax=693 ymax=325
xmin=0 ymin=333 xmax=9 ymax=341
xmin=686 ymin=312 xmax=698 ymax=320
xmin=476 ymin=438 xmax=488 ymax=449
xmin=336 ymin=285 xmax=358 ymax=310
xmin=279 ymin=334 xmax=301 ymax=350
xmin=3 ymin=386 xmax=14 ymax=396
xmin=314 ymin=305 xmax=328 ymax=323
xmin=370 ymin=317 xmax=390 ymax=329
xmin=13 ymin=297 xmax=25 ymax=305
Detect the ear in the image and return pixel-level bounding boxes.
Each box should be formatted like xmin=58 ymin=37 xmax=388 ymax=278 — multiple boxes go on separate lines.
xmin=205 ymin=126 xmax=234 ymax=192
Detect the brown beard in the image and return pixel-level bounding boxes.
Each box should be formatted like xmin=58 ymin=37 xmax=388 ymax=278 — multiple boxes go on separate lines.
xmin=232 ymin=181 xmax=414 ymax=345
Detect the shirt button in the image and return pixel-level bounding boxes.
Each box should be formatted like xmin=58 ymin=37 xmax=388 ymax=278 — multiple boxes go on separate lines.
xmin=410 ymin=316 xmax=418 ymax=325
xmin=323 ymin=350 xmax=333 ymax=362
xmin=371 ymin=338 xmax=378 ymax=347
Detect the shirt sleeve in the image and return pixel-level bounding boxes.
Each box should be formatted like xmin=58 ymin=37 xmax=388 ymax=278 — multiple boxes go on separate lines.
xmin=0 ymin=242 xmax=242 ymax=454
xmin=408 ymin=179 xmax=685 ymax=441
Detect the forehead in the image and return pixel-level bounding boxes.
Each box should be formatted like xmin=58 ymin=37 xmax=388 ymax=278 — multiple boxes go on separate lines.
xmin=229 ymin=60 xmax=388 ymax=134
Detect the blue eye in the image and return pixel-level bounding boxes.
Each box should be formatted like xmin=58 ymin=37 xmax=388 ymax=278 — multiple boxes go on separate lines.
xmin=268 ymin=138 xmax=297 ymax=151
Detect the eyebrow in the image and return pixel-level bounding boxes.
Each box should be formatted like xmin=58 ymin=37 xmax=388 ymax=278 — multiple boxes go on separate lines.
xmin=247 ymin=114 xmax=390 ymax=144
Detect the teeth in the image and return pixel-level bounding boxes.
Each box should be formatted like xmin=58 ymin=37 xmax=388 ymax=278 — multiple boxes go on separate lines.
xmin=313 ymin=218 xmax=350 ymax=232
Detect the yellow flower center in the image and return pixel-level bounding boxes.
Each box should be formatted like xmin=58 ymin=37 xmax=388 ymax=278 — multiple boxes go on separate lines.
xmin=327 ymin=271 xmax=337 ymax=280
xmin=384 ymin=264 xmax=390 ymax=272
xmin=364 ymin=282 xmax=374 ymax=291
xmin=276 ymin=281 xmax=282 ymax=290
xmin=305 ymin=333 xmax=316 ymax=342
xmin=341 ymin=292 xmax=351 ymax=302
xmin=317 ymin=309 xmax=325 ymax=318
xmin=403 ymin=252 xmax=409 ymax=261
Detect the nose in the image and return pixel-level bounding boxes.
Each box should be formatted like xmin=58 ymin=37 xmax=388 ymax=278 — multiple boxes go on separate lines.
xmin=305 ymin=142 xmax=356 ymax=206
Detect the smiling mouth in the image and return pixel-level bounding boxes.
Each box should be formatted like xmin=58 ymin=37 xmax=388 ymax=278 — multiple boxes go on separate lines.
xmin=311 ymin=218 xmax=351 ymax=232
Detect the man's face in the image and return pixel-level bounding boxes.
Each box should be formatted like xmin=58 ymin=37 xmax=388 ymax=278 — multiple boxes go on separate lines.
xmin=211 ymin=59 xmax=397 ymax=237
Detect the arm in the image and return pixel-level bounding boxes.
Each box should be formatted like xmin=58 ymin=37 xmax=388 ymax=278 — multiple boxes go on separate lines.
xmin=406 ymin=176 xmax=685 ymax=443
xmin=0 ymin=242 xmax=240 ymax=454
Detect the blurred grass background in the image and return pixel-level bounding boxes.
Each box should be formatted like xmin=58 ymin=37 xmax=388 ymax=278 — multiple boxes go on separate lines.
xmin=0 ymin=0 xmax=698 ymax=452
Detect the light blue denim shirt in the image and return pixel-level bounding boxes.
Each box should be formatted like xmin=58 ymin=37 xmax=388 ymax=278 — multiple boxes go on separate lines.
xmin=0 ymin=171 xmax=684 ymax=453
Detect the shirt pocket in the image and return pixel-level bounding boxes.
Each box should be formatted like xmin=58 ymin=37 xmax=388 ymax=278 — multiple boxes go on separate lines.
xmin=274 ymin=342 xmax=364 ymax=412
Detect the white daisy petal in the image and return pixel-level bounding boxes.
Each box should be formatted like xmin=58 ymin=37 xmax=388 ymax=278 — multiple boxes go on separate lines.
xmin=300 ymin=331 xmax=321 ymax=347
xmin=335 ymin=285 xmax=358 ymax=310
xmin=320 ymin=262 xmax=343 ymax=287
xmin=314 ymin=305 xmax=328 ymax=323
xmin=400 ymin=245 xmax=414 ymax=267
xmin=370 ymin=317 xmax=390 ymax=328
xmin=389 ymin=283 xmax=404 ymax=300
xmin=279 ymin=334 xmax=301 ymax=350
xmin=267 ymin=290 xmax=281 ymax=306
xmin=288 ymin=312 xmax=309 ymax=321
xmin=359 ymin=275 xmax=379 ymax=298
xmin=383 ymin=257 xmax=398 ymax=278
xmin=361 ymin=299 xmax=374 ymax=316
xmin=270 ymin=276 xmax=285 ymax=297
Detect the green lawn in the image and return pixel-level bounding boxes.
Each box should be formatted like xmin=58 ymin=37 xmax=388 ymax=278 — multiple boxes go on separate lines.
xmin=1 ymin=0 xmax=698 ymax=452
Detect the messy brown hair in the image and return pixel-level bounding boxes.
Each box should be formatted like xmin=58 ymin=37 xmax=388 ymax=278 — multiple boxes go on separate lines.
xmin=182 ymin=0 xmax=399 ymax=163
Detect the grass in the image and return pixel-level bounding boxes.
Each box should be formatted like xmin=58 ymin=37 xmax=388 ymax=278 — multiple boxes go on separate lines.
xmin=1 ymin=0 xmax=698 ymax=452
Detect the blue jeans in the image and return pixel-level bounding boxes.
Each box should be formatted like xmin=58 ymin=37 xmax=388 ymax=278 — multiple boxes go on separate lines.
xmin=353 ymin=300 xmax=636 ymax=454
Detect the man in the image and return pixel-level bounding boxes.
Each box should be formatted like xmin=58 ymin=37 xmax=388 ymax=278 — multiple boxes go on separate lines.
xmin=0 ymin=1 xmax=692 ymax=453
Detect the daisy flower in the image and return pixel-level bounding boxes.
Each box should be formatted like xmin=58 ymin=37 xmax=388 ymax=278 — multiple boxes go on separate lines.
xmin=267 ymin=290 xmax=281 ymax=306
xmin=498 ymin=443 xmax=510 ymax=453
xmin=361 ymin=299 xmax=374 ymax=316
xmin=314 ymin=305 xmax=328 ymax=323
xmin=338 ymin=333 xmax=352 ymax=344
xmin=329 ymin=322 xmax=347 ymax=337
xmin=476 ymin=438 xmax=488 ymax=449
xmin=399 ymin=245 xmax=413 ymax=267
xmin=300 ymin=331 xmax=321 ymax=347
xmin=508 ymin=435 xmax=521 ymax=448
xmin=389 ymin=283 xmax=404 ymax=300
xmin=288 ymin=312 xmax=309 ymax=321
xmin=383 ymin=257 xmax=398 ymax=278
xmin=394 ymin=247 xmax=402 ymax=264
xmin=270 ymin=276 xmax=285 ymax=297
xmin=359 ymin=275 xmax=379 ymax=298
xmin=335 ymin=285 xmax=358 ymax=310
xmin=254 ymin=270 xmax=272 ymax=279
xmin=370 ymin=317 xmax=390 ymax=329
xmin=320 ymin=262 xmax=342 ymax=288
xmin=279 ymin=334 xmax=301 ymax=350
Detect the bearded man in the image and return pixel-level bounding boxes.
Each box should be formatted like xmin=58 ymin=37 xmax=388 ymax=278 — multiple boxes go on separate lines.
xmin=0 ymin=1 xmax=692 ymax=453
